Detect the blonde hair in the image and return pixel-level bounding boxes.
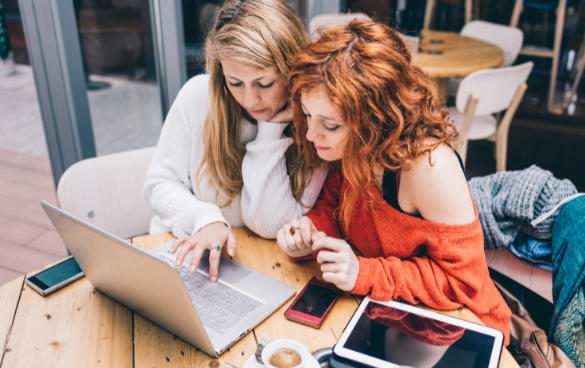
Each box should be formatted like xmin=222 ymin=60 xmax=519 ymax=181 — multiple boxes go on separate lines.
xmin=197 ymin=0 xmax=311 ymax=207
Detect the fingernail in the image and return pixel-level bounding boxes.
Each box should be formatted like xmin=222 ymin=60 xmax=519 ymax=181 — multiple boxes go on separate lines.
xmin=175 ymin=261 xmax=181 ymax=266
xmin=210 ymin=276 xmax=217 ymax=283
xmin=190 ymin=265 xmax=195 ymax=272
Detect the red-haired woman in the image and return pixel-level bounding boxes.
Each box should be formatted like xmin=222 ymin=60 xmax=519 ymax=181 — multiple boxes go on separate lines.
xmin=276 ymin=19 xmax=511 ymax=344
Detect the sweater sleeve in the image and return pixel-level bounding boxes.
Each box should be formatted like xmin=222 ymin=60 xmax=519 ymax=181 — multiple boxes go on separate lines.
xmin=351 ymin=220 xmax=511 ymax=345
xmin=143 ymin=77 xmax=228 ymax=238
xmin=305 ymin=171 xmax=344 ymax=239
xmin=240 ymin=121 xmax=329 ymax=239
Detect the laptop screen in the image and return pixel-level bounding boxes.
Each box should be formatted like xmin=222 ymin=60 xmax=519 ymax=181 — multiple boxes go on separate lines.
xmin=342 ymin=302 xmax=496 ymax=368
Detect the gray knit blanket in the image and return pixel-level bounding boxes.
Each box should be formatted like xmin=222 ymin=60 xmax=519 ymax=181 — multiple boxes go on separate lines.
xmin=469 ymin=165 xmax=578 ymax=250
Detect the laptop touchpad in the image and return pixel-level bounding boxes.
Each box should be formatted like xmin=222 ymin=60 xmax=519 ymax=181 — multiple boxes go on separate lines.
xmin=197 ymin=251 xmax=251 ymax=284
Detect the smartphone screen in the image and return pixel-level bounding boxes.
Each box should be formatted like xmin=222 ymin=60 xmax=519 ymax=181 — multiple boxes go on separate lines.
xmin=291 ymin=283 xmax=340 ymax=318
xmin=27 ymin=258 xmax=83 ymax=290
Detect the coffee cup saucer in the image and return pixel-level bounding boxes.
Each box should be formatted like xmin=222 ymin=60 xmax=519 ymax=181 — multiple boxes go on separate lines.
xmin=242 ymin=353 xmax=320 ymax=368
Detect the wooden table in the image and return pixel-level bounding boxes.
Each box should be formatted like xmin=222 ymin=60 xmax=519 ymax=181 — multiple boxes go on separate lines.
xmin=0 ymin=228 xmax=519 ymax=368
xmin=412 ymin=30 xmax=505 ymax=104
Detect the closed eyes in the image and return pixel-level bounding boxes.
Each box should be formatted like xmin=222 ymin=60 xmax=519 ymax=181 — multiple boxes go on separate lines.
xmin=304 ymin=112 xmax=340 ymax=132
xmin=322 ymin=122 xmax=340 ymax=132
xmin=227 ymin=81 xmax=274 ymax=89
xmin=258 ymin=81 xmax=274 ymax=89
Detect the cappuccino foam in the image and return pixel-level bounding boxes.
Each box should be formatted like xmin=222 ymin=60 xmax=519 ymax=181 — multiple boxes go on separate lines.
xmin=269 ymin=348 xmax=302 ymax=368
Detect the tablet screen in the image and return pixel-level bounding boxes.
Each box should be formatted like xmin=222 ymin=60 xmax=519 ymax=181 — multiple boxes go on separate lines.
xmin=342 ymin=302 xmax=496 ymax=368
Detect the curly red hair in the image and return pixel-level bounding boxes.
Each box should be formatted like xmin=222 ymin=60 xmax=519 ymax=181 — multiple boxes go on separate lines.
xmin=288 ymin=19 xmax=458 ymax=228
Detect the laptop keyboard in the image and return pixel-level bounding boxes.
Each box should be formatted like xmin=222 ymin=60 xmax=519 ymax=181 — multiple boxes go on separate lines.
xmin=157 ymin=253 xmax=262 ymax=333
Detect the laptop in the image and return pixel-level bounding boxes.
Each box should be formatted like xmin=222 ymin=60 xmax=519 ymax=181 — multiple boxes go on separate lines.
xmin=41 ymin=201 xmax=296 ymax=357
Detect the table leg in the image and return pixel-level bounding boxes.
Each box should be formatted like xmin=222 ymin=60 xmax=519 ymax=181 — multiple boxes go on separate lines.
xmin=432 ymin=77 xmax=449 ymax=106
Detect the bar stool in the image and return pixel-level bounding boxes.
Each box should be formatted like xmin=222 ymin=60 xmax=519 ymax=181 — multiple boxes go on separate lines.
xmin=510 ymin=0 xmax=568 ymax=112
xmin=564 ymin=31 xmax=585 ymax=110
xmin=423 ymin=0 xmax=472 ymax=30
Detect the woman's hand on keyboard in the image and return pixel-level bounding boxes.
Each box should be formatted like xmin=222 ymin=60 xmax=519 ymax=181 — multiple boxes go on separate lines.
xmin=276 ymin=216 xmax=320 ymax=258
xmin=170 ymin=222 xmax=237 ymax=283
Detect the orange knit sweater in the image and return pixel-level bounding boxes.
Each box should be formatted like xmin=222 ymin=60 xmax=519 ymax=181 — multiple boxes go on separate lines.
xmin=305 ymin=171 xmax=511 ymax=346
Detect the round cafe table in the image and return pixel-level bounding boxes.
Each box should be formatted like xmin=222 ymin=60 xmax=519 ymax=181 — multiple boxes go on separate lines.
xmin=0 ymin=229 xmax=520 ymax=368
xmin=412 ymin=30 xmax=505 ymax=104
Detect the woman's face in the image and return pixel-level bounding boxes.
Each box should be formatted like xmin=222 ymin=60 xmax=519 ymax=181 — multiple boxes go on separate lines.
xmin=221 ymin=59 xmax=288 ymax=122
xmin=301 ymin=87 xmax=348 ymax=161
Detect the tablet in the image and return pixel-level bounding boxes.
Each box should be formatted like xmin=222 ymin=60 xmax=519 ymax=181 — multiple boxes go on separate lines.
xmin=333 ymin=298 xmax=504 ymax=368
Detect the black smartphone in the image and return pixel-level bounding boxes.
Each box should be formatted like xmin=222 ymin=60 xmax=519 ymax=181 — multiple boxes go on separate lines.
xmin=284 ymin=277 xmax=343 ymax=328
xmin=26 ymin=257 xmax=85 ymax=296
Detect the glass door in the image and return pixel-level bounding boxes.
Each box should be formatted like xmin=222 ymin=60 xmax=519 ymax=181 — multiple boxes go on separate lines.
xmin=18 ymin=0 xmax=335 ymax=187
xmin=72 ymin=0 xmax=164 ymax=157
xmin=18 ymin=0 xmax=186 ymax=187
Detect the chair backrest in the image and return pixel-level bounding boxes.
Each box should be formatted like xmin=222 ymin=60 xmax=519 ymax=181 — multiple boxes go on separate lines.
xmin=308 ymin=13 xmax=371 ymax=42
xmin=456 ymin=62 xmax=534 ymax=115
xmin=57 ymin=147 xmax=156 ymax=239
xmin=461 ymin=20 xmax=524 ymax=67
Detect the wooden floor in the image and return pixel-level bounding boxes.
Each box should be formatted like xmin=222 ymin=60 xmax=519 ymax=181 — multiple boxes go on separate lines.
xmin=0 ymin=149 xmax=68 ymax=287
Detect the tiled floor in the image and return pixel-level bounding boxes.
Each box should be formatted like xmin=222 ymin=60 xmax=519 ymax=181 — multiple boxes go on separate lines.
xmin=0 ymin=149 xmax=68 ymax=287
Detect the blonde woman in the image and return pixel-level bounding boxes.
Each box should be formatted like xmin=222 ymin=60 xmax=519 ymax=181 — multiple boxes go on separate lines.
xmin=143 ymin=0 xmax=327 ymax=282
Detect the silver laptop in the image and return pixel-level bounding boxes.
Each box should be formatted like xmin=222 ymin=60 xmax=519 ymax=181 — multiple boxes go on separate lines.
xmin=41 ymin=201 xmax=296 ymax=357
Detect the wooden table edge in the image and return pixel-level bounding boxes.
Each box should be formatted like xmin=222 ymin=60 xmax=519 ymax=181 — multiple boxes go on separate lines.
xmin=0 ymin=276 xmax=25 ymax=367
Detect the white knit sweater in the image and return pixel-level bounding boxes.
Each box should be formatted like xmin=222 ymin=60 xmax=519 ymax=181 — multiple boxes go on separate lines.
xmin=143 ymin=74 xmax=328 ymax=239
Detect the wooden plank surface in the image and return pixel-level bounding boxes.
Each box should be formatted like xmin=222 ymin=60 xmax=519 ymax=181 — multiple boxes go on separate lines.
xmin=0 ymin=276 xmax=24 ymax=364
xmin=131 ymin=229 xmax=359 ymax=366
xmin=132 ymin=231 xmax=174 ymax=252
xmin=0 ymin=229 xmax=518 ymax=368
xmin=132 ymin=230 xmax=517 ymax=368
xmin=232 ymin=229 xmax=359 ymax=349
xmin=131 ymin=230 xmax=258 ymax=368
xmin=1 ymin=262 xmax=133 ymax=368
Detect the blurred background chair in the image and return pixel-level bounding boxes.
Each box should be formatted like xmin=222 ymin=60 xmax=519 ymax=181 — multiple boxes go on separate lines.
xmin=308 ymin=12 xmax=371 ymax=42
xmin=449 ymin=21 xmax=524 ymax=96
xmin=448 ymin=62 xmax=534 ymax=171
xmin=510 ymin=0 xmax=568 ymax=111
xmin=57 ymin=147 xmax=155 ymax=240
xmin=423 ymin=0 xmax=472 ymax=30
xmin=564 ymin=30 xmax=585 ymax=111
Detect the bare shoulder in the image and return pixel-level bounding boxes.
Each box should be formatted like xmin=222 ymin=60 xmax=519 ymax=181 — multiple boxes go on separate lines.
xmin=400 ymin=144 xmax=476 ymax=225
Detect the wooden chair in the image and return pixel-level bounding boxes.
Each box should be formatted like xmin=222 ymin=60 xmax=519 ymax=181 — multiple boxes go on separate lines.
xmin=486 ymin=248 xmax=553 ymax=303
xmin=308 ymin=13 xmax=371 ymax=42
xmin=447 ymin=62 xmax=533 ymax=171
xmin=423 ymin=0 xmax=472 ymax=30
xmin=57 ymin=147 xmax=156 ymax=239
xmin=510 ymin=0 xmax=568 ymax=112
xmin=449 ymin=21 xmax=524 ymax=96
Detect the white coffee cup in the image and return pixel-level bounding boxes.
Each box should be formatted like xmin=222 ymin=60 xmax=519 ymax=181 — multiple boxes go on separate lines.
xmin=261 ymin=339 xmax=309 ymax=368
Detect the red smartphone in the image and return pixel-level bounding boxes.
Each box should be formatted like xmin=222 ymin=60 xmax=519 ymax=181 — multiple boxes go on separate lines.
xmin=284 ymin=277 xmax=343 ymax=329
